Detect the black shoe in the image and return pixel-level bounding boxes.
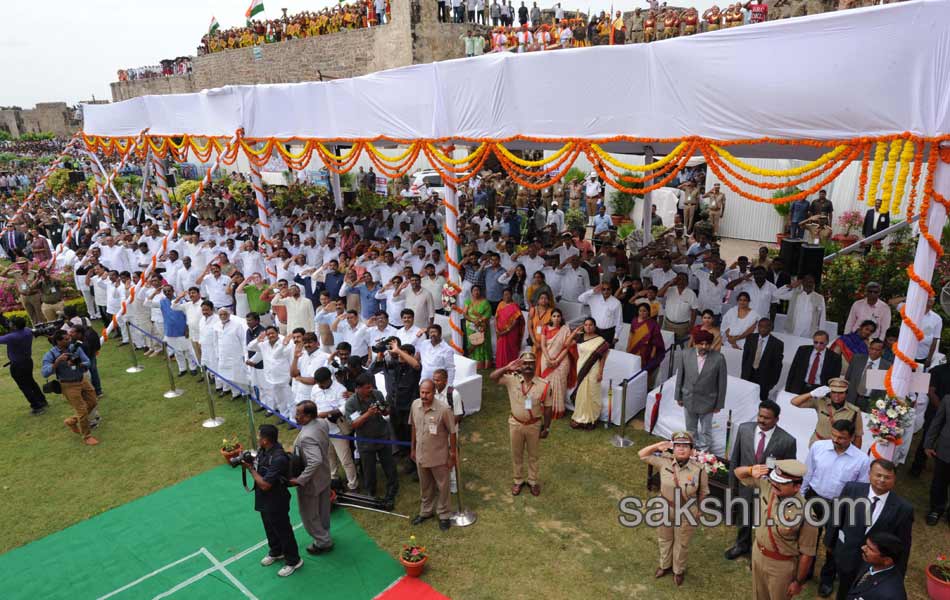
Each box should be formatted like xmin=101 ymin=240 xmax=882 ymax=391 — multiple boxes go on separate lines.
xmin=383 ymin=499 xmax=396 ymax=511
xmin=724 ymin=545 xmax=749 ymax=560
xmin=254 ymin=405 xmax=266 ymax=412
xmin=31 ymin=405 xmax=48 ymax=416
xmin=927 ymin=511 xmax=941 ymax=526
xmin=305 ymin=543 xmax=334 ymax=555
xmin=191 ymin=369 xmax=199 ymax=376
xmin=411 ymin=514 xmax=433 ymax=526
xmin=439 ymin=519 xmax=451 ymax=531
xmin=178 ymin=371 xmax=187 ymax=378
xmin=817 ymin=583 xmax=833 ymax=598
xmin=402 ymin=461 xmax=417 ymax=475
xmin=411 ymin=471 xmax=419 ymax=482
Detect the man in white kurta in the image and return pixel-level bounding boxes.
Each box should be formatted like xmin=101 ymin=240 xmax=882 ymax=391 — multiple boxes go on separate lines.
xmin=246 ymin=327 xmax=295 ymax=418
xmin=214 ymin=308 xmax=249 ymax=398
xmin=775 ymin=275 xmax=826 ymax=339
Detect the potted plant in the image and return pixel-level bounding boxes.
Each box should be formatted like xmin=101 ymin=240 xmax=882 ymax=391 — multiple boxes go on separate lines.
xmin=832 ymin=210 xmax=864 ymax=246
xmin=564 ymin=208 xmax=586 ymax=233
xmin=608 ymin=173 xmax=643 ymax=224
xmin=771 ymin=187 xmax=802 ymax=244
xmin=927 ymin=554 xmax=950 ymax=600
xmin=220 ymin=437 xmax=243 ymax=464
xmin=399 ymin=535 xmax=428 ymax=577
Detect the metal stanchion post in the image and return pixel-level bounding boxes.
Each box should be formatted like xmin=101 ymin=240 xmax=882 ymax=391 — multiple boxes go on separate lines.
xmin=451 ymin=436 xmax=477 ymax=527
xmin=611 ymin=379 xmax=634 ymax=448
xmin=246 ymin=387 xmax=261 ymax=451
xmin=201 ymin=367 xmax=225 ymax=428
xmin=161 ymin=342 xmax=184 ymax=398
xmin=124 ymin=321 xmax=143 ymax=374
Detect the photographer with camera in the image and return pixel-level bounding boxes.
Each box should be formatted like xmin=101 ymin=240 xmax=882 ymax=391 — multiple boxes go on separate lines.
xmin=41 ymin=330 xmax=99 ymax=445
xmin=241 ymin=423 xmax=303 ymax=578
xmin=345 ymin=373 xmax=399 ymax=509
xmin=0 ymin=316 xmax=48 ymax=415
xmin=369 ymin=337 xmax=420 ymax=467
xmin=68 ymin=323 xmax=104 ymax=399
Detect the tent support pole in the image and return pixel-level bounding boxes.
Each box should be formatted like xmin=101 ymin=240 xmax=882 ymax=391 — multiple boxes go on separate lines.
xmin=331 ymin=145 xmax=344 ymax=209
xmin=642 ymin=146 xmax=654 ymax=244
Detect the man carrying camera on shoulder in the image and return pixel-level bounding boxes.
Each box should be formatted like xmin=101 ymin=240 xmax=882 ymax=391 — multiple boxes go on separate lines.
xmin=241 ymin=423 xmax=303 ymax=578
xmin=41 ymin=330 xmax=100 ymax=445
xmin=345 ymin=373 xmax=399 ymax=509
xmin=368 ymin=338 xmax=421 ymax=460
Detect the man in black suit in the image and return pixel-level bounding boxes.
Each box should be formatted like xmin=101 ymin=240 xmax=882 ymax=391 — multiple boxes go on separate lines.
xmin=0 ymin=223 xmax=26 ymax=257
xmin=724 ymin=400 xmax=797 ymax=560
xmin=843 ymin=338 xmax=891 ymax=412
xmin=785 ymin=330 xmax=843 ymax=394
xmin=741 ymin=318 xmax=785 ymax=401
xmin=862 ymin=199 xmax=890 ymax=244
xmin=824 ymin=459 xmax=913 ymax=599
xmin=844 ymin=532 xmax=907 ymax=600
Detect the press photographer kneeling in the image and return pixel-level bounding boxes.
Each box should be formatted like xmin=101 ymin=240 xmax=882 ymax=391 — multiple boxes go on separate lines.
xmin=41 ymin=330 xmax=100 ymax=446
xmin=240 ymin=424 xmax=303 ymax=578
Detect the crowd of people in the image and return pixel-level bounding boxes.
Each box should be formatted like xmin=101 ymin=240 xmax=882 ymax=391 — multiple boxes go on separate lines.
xmin=199 ymin=2 xmax=390 ymax=55
xmin=116 ymin=58 xmax=193 ymax=82
xmin=0 ymin=145 xmax=946 ymax=592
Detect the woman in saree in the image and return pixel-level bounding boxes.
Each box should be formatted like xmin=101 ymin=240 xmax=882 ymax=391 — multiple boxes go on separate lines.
xmin=626 ymin=303 xmax=666 ymax=389
xmin=686 ymin=309 xmax=723 ymax=352
xmin=540 ymin=308 xmax=578 ymax=418
xmin=720 ymin=291 xmax=760 ymax=350
xmin=570 ymin=317 xmax=610 ymax=430
xmin=464 ymin=284 xmax=493 ymax=369
xmin=831 ymin=318 xmax=876 ymax=373
xmin=528 ymin=291 xmax=554 ymax=367
xmin=495 ymin=287 xmax=525 ymax=369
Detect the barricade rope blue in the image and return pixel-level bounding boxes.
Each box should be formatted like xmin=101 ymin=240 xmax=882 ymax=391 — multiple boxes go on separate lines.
xmin=126 ymin=321 xmax=165 ymax=345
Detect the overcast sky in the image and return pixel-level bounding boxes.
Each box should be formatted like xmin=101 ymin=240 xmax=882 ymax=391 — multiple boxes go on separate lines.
xmin=2 ymin=0 xmax=716 ymax=108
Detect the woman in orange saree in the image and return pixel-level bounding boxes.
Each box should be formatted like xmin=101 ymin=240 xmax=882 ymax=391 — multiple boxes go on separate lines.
xmin=626 ymin=303 xmax=666 ymax=389
xmin=528 ymin=291 xmax=553 ymax=367
xmin=494 ymin=288 xmax=524 ymax=368
xmin=540 ymin=308 xmax=578 ymax=418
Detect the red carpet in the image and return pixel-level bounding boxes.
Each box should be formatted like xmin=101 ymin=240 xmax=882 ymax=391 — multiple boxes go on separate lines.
xmin=376 ymin=576 xmax=450 ymax=600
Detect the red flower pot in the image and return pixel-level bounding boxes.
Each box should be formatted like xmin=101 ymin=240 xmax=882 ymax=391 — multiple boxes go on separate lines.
xmin=220 ymin=443 xmax=243 ymax=465
xmin=400 ymin=555 xmax=428 ymax=578
xmin=927 ymin=565 xmax=950 ymax=600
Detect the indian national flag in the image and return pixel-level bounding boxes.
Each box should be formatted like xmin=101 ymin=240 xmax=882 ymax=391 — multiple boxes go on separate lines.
xmin=245 ymin=0 xmax=264 ymax=22
xmin=209 ymin=16 xmax=220 ymax=33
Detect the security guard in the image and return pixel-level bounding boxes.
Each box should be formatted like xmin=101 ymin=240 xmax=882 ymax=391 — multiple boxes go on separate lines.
xmin=790 ymin=377 xmax=864 ymax=448
xmin=735 ymin=459 xmax=818 ymax=600
xmin=637 ymin=432 xmax=709 ymax=586
xmin=488 ymin=351 xmax=552 ymax=497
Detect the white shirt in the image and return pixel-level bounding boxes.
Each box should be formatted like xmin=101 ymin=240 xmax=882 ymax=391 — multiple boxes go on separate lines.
xmin=335 ymin=321 xmax=371 ymax=357
xmin=585 ymin=179 xmax=602 ymax=198
xmin=866 ymin=489 xmax=890 ymax=532
xmin=663 ymin=286 xmax=697 ymax=324
xmin=518 ymin=254 xmax=545 ymax=279
xmin=435 ymin=385 xmax=464 ymax=417
xmin=417 ymin=339 xmax=456 ymax=384
xmin=202 ymin=274 xmax=232 ymax=308
xmin=577 ymin=289 xmax=623 ymax=331
xmin=694 ymin=269 xmax=728 ymax=315
xmin=753 ymin=426 xmax=775 ymax=461
xmin=397 ymin=325 xmax=425 ymax=346
xmin=293 ymin=348 xmax=329 ymax=402
xmin=171 ymin=299 xmax=203 ymax=340
xmin=246 ymin=337 xmax=293 ymax=385
xmin=310 ymin=380 xmax=349 ymax=434
xmin=558 ymin=266 xmax=590 ymax=301
xmin=734 ymin=280 xmax=779 ymax=318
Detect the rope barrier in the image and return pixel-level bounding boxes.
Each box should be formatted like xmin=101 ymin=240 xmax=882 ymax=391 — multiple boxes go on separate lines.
xmin=126 ymin=321 xmax=165 ymax=345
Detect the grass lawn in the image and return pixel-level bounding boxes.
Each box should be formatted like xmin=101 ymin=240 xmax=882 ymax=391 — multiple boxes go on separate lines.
xmin=0 ymin=338 xmax=942 ymax=599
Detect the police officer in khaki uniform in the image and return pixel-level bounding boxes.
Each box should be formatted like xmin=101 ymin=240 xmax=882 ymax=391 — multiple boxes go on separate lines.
xmin=409 ymin=380 xmax=458 ymax=531
xmin=638 ymin=431 xmax=709 ymax=586
xmin=790 ymin=377 xmax=864 ymax=448
xmin=735 ymin=459 xmax=819 ymax=600
xmin=489 ymin=351 xmax=552 ymax=497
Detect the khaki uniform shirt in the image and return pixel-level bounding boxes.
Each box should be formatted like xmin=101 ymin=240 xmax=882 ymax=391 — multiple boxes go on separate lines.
xmin=642 ymin=454 xmax=709 ymax=517
xmin=409 ymin=399 xmax=456 ymax=468
xmin=799 ymin=396 xmax=863 ymax=445
xmin=500 ymin=373 xmax=551 ymax=425
xmin=740 ymin=474 xmax=819 ymax=559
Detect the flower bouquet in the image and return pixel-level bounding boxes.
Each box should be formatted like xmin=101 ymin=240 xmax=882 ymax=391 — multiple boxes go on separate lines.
xmin=867 ymin=395 xmax=915 ymax=460
xmin=692 ymin=450 xmax=728 ymax=475
xmin=399 ymin=535 xmax=428 ymax=577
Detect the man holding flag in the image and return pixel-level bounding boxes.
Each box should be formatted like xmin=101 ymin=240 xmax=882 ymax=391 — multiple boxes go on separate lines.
xmin=246 ymin=0 xmax=265 ymax=25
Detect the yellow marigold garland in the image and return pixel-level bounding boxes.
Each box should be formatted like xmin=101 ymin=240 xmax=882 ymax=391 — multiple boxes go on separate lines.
xmin=426 ymin=143 xmax=489 ymax=167
xmin=866 ymin=141 xmax=887 ymax=206
xmin=711 ymin=143 xmax=848 ymax=177
xmin=878 ymin=138 xmax=903 ymax=213
xmin=590 ymin=141 xmax=688 ymax=172
xmin=365 ymin=142 xmax=417 ymax=163
xmin=890 ymin=139 xmax=916 ymax=216
xmin=492 ymin=142 xmax=572 ymax=168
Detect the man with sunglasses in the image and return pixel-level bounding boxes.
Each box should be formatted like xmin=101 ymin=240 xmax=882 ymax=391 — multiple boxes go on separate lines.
xmin=785 ymin=330 xmax=842 ymax=395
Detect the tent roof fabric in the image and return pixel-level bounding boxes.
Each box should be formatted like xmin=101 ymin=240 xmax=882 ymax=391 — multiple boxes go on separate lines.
xmin=84 ymin=0 xmax=950 ymax=158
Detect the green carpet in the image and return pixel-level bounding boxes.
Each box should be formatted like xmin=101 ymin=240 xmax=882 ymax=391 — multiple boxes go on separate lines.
xmin=0 ymin=466 xmax=403 ymax=600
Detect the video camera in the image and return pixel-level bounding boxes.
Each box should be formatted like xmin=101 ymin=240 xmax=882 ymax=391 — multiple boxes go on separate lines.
xmin=33 ymin=319 xmax=66 ymax=338
xmin=228 ymin=450 xmax=255 ymax=468
xmin=371 ymin=336 xmax=399 ymax=355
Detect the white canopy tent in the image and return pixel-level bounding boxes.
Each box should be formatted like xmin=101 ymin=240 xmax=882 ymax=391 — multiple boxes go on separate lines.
xmin=75 ymin=0 xmax=949 ymax=435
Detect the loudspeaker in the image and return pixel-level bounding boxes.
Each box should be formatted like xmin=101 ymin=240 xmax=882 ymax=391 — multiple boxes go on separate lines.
xmin=779 ymin=238 xmax=804 ymax=277
xmin=68 ymin=171 xmax=85 ymax=184
xmin=343 ymin=190 xmax=357 ymax=205
xmin=797 ymin=244 xmax=825 ymax=287
xmin=165 ymin=173 xmax=177 ymax=189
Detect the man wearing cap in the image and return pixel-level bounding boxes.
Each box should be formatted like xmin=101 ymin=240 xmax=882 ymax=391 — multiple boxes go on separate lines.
xmin=545 ymin=201 xmax=565 ymax=233
xmin=675 ymin=328 xmax=728 ymax=451
xmin=702 ymin=184 xmax=726 ymax=237
xmin=638 ymin=431 xmax=709 ymax=586
xmin=489 ymin=351 xmax=552 ymax=497
xmin=735 ymin=459 xmax=819 ymax=600
xmin=791 ymin=378 xmax=864 ymax=448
